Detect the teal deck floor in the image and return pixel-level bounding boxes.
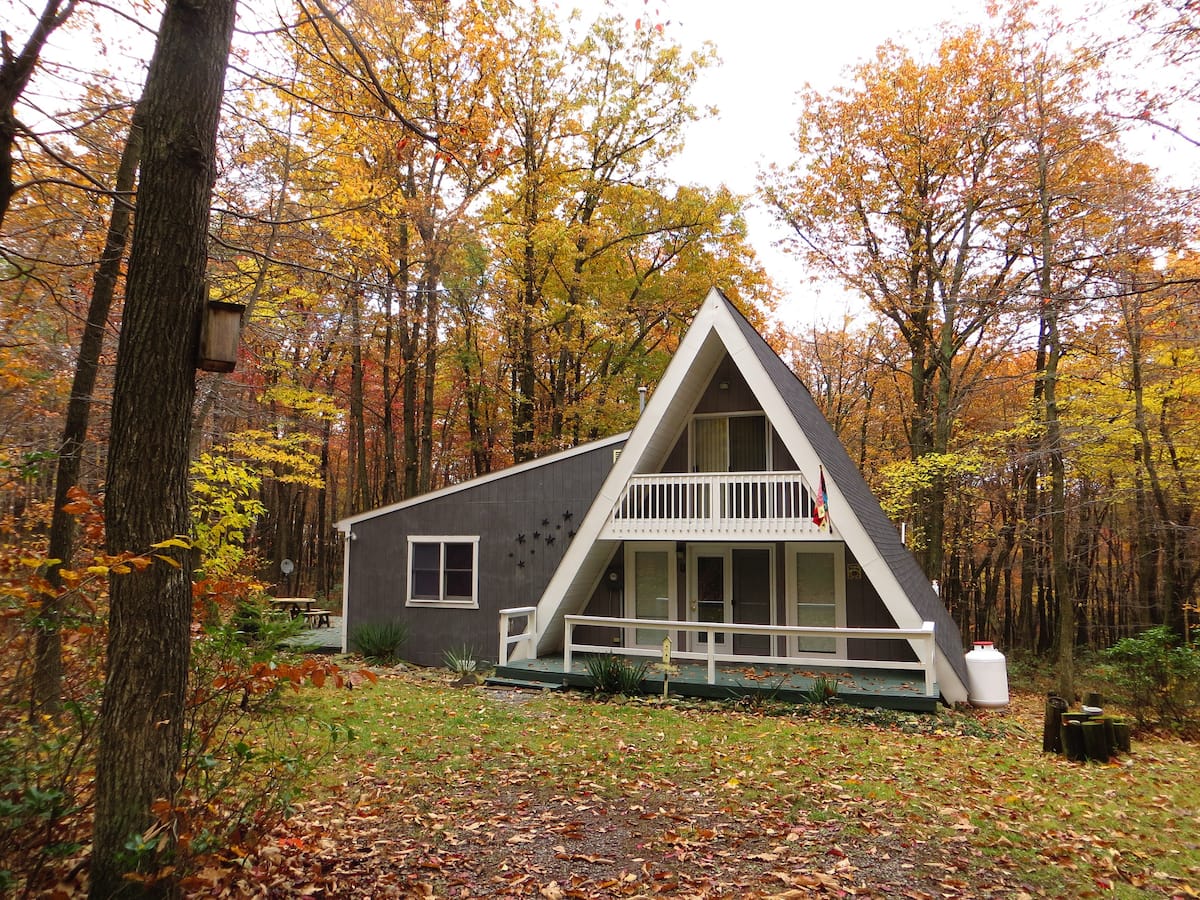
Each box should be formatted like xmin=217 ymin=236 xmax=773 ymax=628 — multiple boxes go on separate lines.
xmin=493 ymin=654 xmax=940 ymax=712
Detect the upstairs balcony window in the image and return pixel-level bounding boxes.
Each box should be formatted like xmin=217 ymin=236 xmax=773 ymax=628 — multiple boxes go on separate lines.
xmin=692 ymin=413 xmax=769 ymax=472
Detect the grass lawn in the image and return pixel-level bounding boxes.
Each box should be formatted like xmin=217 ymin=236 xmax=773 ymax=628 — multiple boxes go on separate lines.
xmin=221 ymin=669 xmax=1200 ymax=898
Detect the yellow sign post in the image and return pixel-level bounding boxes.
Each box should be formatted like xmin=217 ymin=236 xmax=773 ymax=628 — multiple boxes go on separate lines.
xmin=661 ymin=636 xmax=673 ymax=698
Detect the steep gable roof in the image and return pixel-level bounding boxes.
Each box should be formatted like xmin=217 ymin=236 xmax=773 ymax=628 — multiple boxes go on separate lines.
xmin=532 ymin=287 xmax=969 ymax=702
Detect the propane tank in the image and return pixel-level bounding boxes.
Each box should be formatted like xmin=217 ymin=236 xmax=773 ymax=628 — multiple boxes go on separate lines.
xmin=965 ymin=641 xmax=1009 ymax=708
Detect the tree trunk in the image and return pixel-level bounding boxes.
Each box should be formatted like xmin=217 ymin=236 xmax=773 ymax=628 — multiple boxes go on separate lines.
xmin=34 ymin=115 xmax=142 ymax=715
xmin=0 ymin=0 xmax=75 ymax=229
xmin=90 ymin=0 xmax=235 ymax=895
xmin=347 ymin=286 xmax=371 ymax=513
xmin=380 ymin=281 xmax=400 ymax=505
xmin=512 ymin=145 xmax=541 ymax=462
xmin=1036 ymin=170 xmax=1073 ymax=698
xmin=1019 ymin=313 xmax=1048 ymax=651
xmin=315 ymin=416 xmax=331 ymax=599
xmin=418 ymin=267 xmax=439 ymax=493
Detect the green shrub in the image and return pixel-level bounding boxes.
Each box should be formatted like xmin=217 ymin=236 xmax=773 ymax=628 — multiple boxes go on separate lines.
xmin=350 ymin=620 xmax=410 ymax=665
xmin=225 ymin=595 xmax=306 ymax=656
xmin=584 ymin=653 xmax=649 ymax=696
xmin=1102 ymin=625 xmax=1200 ymax=729
xmin=0 ymin=587 xmax=337 ymax=895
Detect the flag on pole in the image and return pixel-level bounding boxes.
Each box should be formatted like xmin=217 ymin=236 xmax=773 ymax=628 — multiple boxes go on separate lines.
xmin=812 ymin=465 xmax=828 ymax=530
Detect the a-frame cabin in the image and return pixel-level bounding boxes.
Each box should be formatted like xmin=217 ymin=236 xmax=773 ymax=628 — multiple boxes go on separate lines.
xmin=337 ymin=288 xmax=969 ymax=707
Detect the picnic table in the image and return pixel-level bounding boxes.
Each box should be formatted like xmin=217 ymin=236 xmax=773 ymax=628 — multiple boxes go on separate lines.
xmin=270 ymin=598 xmax=333 ymax=629
xmin=270 ymin=597 xmax=315 ymax=618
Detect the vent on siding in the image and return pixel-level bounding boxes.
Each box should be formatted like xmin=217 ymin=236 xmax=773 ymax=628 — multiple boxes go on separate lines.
xmin=612 ymin=448 xmax=622 ymax=464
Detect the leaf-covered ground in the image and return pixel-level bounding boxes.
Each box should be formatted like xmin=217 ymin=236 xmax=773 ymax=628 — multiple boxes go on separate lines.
xmin=206 ymin=671 xmax=1199 ymax=898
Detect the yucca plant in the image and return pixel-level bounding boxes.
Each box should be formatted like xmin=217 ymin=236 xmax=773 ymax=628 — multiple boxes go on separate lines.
xmin=585 ymin=653 xmax=650 ymax=696
xmin=805 ymin=674 xmax=841 ymax=705
xmin=443 ymin=644 xmax=479 ymax=676
xmin=349 ymin=620 xmax=409 ymax=665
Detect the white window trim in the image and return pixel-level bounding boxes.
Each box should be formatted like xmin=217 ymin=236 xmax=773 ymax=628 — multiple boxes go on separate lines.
xmin=406 ymin=535 xmax=480 ymax=608
xmin=784 ymin=542 xmax=846 ymax=656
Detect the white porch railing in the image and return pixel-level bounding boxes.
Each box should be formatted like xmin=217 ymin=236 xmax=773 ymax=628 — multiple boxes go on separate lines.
xmin=498 ymin=606 xmax=538 ymax=666
xmin=562 ymin=615 xmax=938 ymax=696
xmin=600 ymin=472 xmax=826 ymax=540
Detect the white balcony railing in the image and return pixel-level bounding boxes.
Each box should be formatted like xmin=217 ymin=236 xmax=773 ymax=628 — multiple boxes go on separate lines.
xmin=601 ymin=472 xmax=826 ymax=539
xmin=562 ymin=615 xmax=938 ymax=696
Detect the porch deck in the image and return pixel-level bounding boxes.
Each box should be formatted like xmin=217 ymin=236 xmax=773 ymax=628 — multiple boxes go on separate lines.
xmin=491 ymin=654 xmax=940 ymax=712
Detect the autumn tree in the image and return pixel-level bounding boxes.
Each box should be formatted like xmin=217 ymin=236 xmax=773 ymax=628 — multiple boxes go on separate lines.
xmin=277 ymin=0 xmax=507 ymax=507
xmin=90 ymin=0 xmax=236 ymax=893
xmin=34 ymin=110 xmax=141 ymax=713
xmin=994 ymin=0 xmax=1196 ymax=692
xmin=485 ymin=6 xmax=768 ymax=460
xmin=762 ymin=25 xmax=1029 ymax=581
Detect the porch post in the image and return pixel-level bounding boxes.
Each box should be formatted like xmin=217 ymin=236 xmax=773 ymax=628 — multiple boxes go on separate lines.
xmin=564 ymin=619 xmax=573 ymax=676
xmin=498 ymin=611 xmax=509 ymax=666
xmin=923 ymin=621 xmax=936 ymax=696
xmin=707 ymin=628 xmax=716 ymax=684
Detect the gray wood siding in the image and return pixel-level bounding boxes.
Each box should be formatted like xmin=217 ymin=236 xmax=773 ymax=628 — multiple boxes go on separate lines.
xmin=693 ymin=355 xmax=758 ymax=415
xmin=845 ymin=551 xmax=917 ymax=663
xmin=345 ymin=441 xmax=621 ymax=666
xmin=575 ymin=544 xmax=624 ymax=649
xmin=662 ymin=353 xmax=799 ymax=473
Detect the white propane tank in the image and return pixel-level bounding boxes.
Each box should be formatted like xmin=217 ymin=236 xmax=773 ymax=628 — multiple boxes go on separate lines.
xmin=965 ymin=641 xmax=1009 ymax=708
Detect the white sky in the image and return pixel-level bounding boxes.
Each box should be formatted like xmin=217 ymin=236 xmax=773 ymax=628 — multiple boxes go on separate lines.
xmin=633 ymin=0 xmax=1003 ymax=326
xmin=618 ymin=0 xmax=1197 ymax=328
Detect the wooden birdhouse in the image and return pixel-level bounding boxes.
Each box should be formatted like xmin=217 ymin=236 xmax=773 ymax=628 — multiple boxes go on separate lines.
xmin=197 ymin=299 xmax=246 ymax=373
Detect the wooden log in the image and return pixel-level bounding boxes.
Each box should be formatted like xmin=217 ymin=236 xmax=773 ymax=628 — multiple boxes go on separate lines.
xmin=1098 ymin=716 xmax=1117 ymax=754
xmin=1043 ymin=694 xmax=1068 ymax=753
xmin=1112 ymin=721 xmax=1132 ymax=754
xmin=1081 ymin=721 xmax=1111 ymax=761
xmin=1061 ymin=720 xmax=1086 ymax=761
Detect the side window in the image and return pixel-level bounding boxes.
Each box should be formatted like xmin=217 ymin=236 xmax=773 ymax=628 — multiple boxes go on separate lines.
xmin=406 ymin=537 xmax=479 ymax=608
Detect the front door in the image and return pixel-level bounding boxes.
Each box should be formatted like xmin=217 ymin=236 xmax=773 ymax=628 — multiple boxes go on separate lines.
xmin=625 ymin=542 xmax=676 ymax=649
xmin=689 ymin=548 xmax=731 ymax=651
xmin=687 ymin=545 xmax=775 ymax=654
xmin=732 ymin=547 xmax=773 ymax=655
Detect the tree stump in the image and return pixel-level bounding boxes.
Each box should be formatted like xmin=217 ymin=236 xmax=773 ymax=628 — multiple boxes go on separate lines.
xmin=1113 ymin=721 xmax=1132 ymax=754
xmin=1081 ymin=720 xmax=1111 ymax=761
xmin=1043 ymin=694 xmax=1068 ymax=753
xmin=1061 ymin=720 xmax=1086 ymax=761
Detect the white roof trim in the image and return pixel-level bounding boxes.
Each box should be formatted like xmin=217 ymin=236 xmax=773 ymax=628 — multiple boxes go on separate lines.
xmin=334 ymin=431 xmax=631 ymax=531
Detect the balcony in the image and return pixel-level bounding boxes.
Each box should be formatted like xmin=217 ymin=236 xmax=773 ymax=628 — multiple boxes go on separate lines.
xmin=599 ymin=471 xmax=828 ymax=540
